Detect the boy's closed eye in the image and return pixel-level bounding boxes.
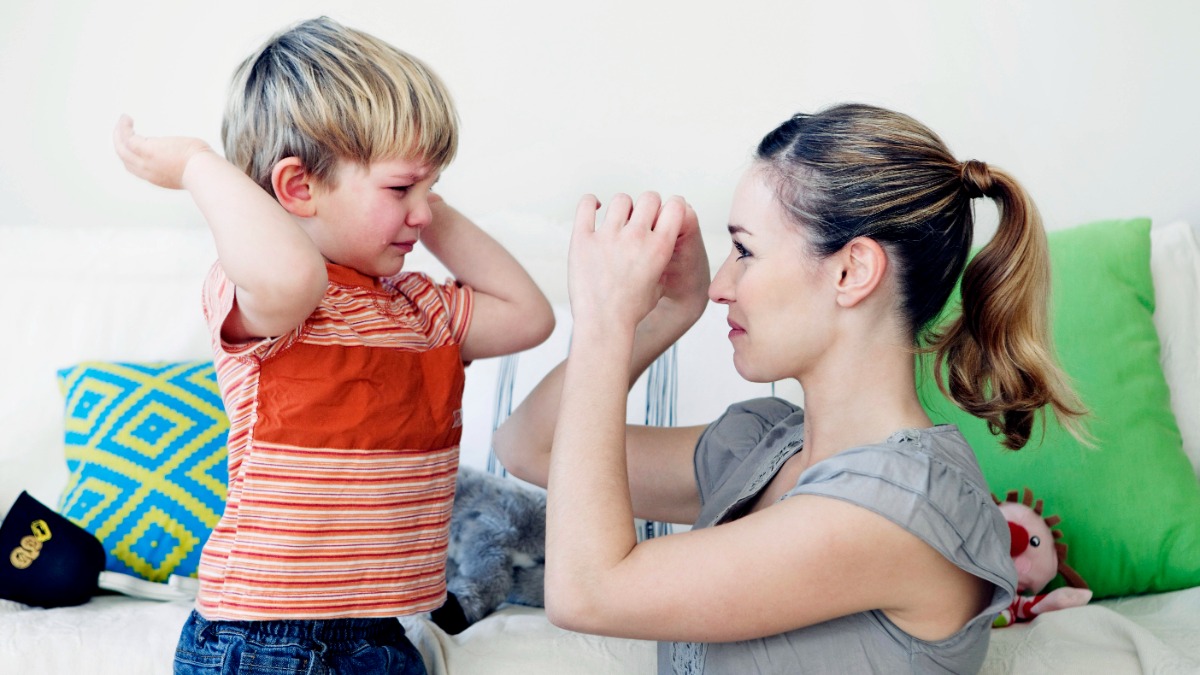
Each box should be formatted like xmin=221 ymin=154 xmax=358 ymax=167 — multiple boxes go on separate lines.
xmin=389 ymin=173 xmax=440 ymax=197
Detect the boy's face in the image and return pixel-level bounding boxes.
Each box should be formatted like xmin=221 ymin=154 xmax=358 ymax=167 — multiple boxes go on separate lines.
xmin=302 ymin=157 xmax=440 ymax=277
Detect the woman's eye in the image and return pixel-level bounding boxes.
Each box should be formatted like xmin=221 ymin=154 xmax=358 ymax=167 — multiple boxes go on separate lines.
xmin=734 ymin=242 xmax=751 ymax=259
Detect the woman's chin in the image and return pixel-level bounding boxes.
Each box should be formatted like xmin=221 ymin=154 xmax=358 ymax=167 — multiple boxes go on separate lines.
xmin=731 ymin=356 xmax=775 ymax=385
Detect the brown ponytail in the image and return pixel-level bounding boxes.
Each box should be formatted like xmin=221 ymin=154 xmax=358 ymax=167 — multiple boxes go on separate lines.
xmin=927 ymin=162 xmax=1086 ymax=449
xmin=756 ymin=104 xmax=1086 ymax=450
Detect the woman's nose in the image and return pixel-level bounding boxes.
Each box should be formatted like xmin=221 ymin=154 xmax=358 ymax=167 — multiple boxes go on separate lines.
xmin=708 ymin=258 xmax=734 ymax=305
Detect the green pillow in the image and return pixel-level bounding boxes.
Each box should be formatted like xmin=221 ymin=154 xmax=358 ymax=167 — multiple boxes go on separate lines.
xmin=918 ymin=218 xmax=1200 ymax=599
xmin=57 ymin=361 xmax=228 ymax=582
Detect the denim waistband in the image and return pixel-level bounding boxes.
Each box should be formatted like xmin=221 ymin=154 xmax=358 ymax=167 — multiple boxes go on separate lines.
xmin=197 ymin=613 xmax=406 ymax=644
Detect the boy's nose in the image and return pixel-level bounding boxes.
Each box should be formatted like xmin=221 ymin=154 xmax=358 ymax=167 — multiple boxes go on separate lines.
xmin=409 ymin=200 xmax=433 ymax=229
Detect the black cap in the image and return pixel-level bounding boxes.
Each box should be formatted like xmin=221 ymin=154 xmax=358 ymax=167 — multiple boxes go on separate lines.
xmin=0 ymin=491 xmax=105 ymax=607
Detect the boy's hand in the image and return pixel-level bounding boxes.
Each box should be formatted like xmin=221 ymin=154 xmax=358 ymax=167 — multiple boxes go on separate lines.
xmin=113 ymin=115 xmax=213 ymax=190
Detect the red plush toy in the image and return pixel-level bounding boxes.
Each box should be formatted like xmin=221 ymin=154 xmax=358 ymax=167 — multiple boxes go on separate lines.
xmin=992 ymin=488 xmax=1092 ymax=627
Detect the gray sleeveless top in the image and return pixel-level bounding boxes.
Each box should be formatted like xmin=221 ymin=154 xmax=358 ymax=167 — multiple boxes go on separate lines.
xmin=658 ymin=398 xmax=1017 ymax=675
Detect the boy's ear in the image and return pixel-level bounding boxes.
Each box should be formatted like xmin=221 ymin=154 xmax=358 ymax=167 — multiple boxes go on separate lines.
xmin=834 ymin=236 xmax=887 ymax=308
xmin=271 ymin=157 xmax=317 ymax=217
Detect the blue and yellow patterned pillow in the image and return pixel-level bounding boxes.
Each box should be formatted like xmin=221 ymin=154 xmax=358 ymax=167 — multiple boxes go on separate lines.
xmin=57 ymin=361 xmax=228 ymax=582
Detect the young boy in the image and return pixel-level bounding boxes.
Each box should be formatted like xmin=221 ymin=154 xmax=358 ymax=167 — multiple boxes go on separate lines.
xmin=113 ymin=17 xmax=554 ymax=674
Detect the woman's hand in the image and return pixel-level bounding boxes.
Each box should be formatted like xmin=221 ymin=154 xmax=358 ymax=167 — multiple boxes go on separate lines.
xmin=494 ymin=195 xmax=708 ymax=515
xmin=112 ymin=115 xmax=213 ymax=190
xmin=568 ymin=192 xmax=688 ymax=333
xmin=650 ymin=200 xmax=710 ymax=326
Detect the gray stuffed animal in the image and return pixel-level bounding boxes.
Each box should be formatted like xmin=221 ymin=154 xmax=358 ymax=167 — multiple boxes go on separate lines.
xmin=431 ymin=465 xmax=546 ymax=634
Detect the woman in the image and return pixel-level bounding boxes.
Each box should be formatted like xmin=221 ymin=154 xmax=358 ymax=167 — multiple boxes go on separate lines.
xmin=493 ymin=103 xmax=1084 ymax=674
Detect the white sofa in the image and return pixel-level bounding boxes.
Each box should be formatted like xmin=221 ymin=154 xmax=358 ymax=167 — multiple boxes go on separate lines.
xmin=2 ymin=220 xmax=1199 ymax=674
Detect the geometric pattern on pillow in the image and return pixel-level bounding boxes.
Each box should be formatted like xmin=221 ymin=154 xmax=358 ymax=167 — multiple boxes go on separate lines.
xmin=56 ymin=361 xmax=228 ymax=582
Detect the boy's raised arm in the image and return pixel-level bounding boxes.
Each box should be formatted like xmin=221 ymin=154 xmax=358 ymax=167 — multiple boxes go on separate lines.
xmin=113 ymin=116 xmax=328 ymax=340
xmin=421 ymin=198 xmax=555 ymax=361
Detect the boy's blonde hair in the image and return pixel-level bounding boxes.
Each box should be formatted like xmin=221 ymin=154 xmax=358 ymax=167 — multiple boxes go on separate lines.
xmin=222 ymin=16 xmax=458 ymax=194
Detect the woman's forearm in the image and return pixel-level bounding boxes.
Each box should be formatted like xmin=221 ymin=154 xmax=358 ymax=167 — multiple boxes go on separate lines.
xmin=492 ymin=299 xmax=702 ymax=485
xmin=543 ymin=322 xmax=640 ymax=620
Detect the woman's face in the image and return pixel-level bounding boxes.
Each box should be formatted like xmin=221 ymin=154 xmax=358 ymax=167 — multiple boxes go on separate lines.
xmin=708 ymin=166 xmax=840 ymax=383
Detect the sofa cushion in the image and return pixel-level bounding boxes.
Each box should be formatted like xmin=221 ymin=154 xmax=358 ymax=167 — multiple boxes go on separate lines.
xmin=56 ymin=361 xmax=228 ymax=582
xmin=1150 ymin=221 xmax=1200 ymax=478
xmin=918 ymin=217 xmax=1200 ymax=599
xmin=0 ymin=224 xmax=216 ymax=515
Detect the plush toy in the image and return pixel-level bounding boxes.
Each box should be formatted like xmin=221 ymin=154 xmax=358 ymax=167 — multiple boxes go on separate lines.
xmin=430 ymin=466 xmax=546 ymax=634
xmin=992 ymin=488 xmax=1092 ymax=627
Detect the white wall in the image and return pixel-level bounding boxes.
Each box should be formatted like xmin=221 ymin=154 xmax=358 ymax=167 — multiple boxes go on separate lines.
xmin=2 ymin=0 xmax=1197 ymax=301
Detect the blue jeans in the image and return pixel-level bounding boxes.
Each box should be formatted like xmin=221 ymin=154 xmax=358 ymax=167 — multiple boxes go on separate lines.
xmin=174 ymin=610 xmax=427 ymax=675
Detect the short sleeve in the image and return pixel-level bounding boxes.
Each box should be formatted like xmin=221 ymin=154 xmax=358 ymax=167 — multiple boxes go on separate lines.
xmin=434 ymin=277 xmax=473 ymax=345
xmin=695 ymin=397 xmax=801 ymax=508
xmin=383 ymin=273 xmax=474 ymax=347
xmin=200 ymin=262 xmax=289 ymax=359
xmin=201 ymin=261 xmax=231 ymax=338
xmin=787 ymin=437 xmax=1017 ymax=598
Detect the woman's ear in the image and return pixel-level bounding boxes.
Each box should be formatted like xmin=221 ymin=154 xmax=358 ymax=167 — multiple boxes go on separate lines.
xmin=271 ymin=157 xmax=317 ymax=217
xmin=834 ymin=237 xmax=888 ymax=308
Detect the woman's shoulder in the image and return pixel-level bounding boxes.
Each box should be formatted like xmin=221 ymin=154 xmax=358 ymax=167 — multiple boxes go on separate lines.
xmin=716 ymin=396 xmax=803 ymax=428
xmin=700 ymin=397 xmax=804 ymax=456
xmin=881 ymin=425 xmax=989 ymax=490
xmin=693 ymin=398 xmax=804 ymax=502
xmin=805 ymin=426 xmax=990 ymax=502
xmin=792 ymin=427 xmax=1014 ymax=591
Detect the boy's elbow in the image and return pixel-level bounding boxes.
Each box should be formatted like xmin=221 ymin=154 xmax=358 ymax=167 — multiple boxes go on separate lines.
xmin=513 ymin=299 xmax=555 ymax=351
xmin=529 ymin=302 xmax=555 ymax=345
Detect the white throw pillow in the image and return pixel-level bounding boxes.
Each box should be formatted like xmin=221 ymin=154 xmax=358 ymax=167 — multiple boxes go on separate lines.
xmin=1150 ymin=220 xmax=1200 ymax=479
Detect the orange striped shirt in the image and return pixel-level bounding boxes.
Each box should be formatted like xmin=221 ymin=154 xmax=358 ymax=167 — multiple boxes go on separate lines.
xmin=196 ymin=262 xmax=473 ymax=620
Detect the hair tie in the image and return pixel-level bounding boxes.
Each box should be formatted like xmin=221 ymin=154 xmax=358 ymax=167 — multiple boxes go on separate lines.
xmin=960 ymin=159 xmax=993 ymax=199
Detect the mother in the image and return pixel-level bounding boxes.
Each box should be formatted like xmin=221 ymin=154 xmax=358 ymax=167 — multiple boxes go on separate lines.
xmin=493 ymin=103 xmax=1084 ymax=674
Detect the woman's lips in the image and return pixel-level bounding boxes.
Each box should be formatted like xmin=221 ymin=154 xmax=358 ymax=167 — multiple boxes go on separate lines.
xmin=727 ymin=318 xmax=746 ymax=339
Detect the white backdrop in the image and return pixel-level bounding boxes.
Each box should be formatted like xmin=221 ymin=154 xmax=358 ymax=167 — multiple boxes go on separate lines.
xmin=2 ymin=0 xmax=1198 ymax=301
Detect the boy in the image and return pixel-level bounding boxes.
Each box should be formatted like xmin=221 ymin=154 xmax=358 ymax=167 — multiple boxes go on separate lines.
xmin=113 ymin=16 xmax=554 ymax=674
